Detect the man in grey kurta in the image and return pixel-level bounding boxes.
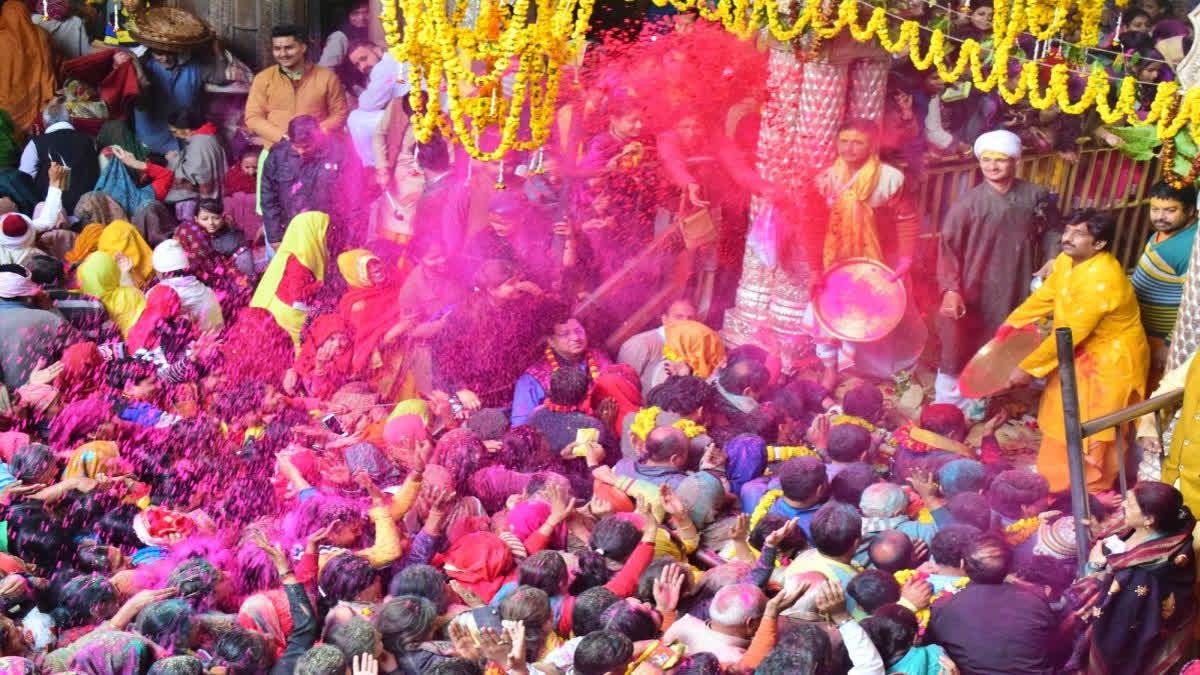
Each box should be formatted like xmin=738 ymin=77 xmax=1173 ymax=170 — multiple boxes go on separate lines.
xmin=935 ymin=130 xmax=1060 ymax=415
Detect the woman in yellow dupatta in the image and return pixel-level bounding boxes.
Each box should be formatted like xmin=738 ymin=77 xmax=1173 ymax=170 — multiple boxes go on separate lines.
xmin=0 ymin=0 xmax=55 ymax=131
xmin=77 ymin=251 xmax=146 ymax=337
xmin=336 ymin=248 xmax=417 ymax=402
xmin=62 ymin=441 xmax=121 ymax=479
xmin=97 ymin=220 xmax=155 ymax=288
xmin=250 ymin=212 xmax=330 ymax=344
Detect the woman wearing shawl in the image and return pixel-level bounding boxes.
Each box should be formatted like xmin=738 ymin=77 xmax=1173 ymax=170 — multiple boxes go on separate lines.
xmin=98 ymin=220 xmax=155 ymax=289
xmin=288 ymin=313 xmax=355 ymax=400
xmin=126 ymin=284 xmax=189 ymax=353
xmin=222 ymin=147 xmax=263 ymax=243
xmin=0 ymin=0 xmax=56 ymax=132
xmin=250 ymin=211 xmax=330 ymax=344
xmin=48 ymin=396 xmax=113 ymax=451
xmin=648 ymin=319 xmax=727 ymax=389
xmin=1066 ymin=482 xmax=1197 ymax=675
xmin=77 ymin=251 xmax=147 ymax=337
xmin=337 ymin=248 xmax=418 ymax=402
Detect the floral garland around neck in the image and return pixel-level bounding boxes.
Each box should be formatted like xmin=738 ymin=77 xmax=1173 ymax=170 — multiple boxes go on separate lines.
xmin=1004 ymin=516 xmax=1041 ymax=546
xmin=545 ymin=346 xmax=601 ymax=381
xmin=892 ymin=422 xmax=932 ymax=453
xmin=830 ymin=414 xmax=898 ymax=452
xmin=894 ymin=570 xmax=969 ymax=634
xmin=748 ymin=489 xmax=784 ymax=532
xmin=630 ymin=406 xmax=708 ymax=441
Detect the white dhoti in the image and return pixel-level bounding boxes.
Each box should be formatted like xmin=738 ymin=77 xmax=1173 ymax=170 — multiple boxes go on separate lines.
xmin=347 ymin=108 xmax=385 ymax=168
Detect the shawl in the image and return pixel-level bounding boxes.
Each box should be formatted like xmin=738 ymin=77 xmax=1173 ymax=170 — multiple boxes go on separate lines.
xmin=96 ymin=121 xmax=147 ymax=160
xmin=125 ymin=284 xmax=182 ymax=352
xmin=72 ymin=193 xmax=126 ymax=231
xmin=159 ymin=275 xmax=223 ymax=331
xmin=219 ymin=306 xmax=294 ymax=386
xmin=132 ymin=200 xmax=176 ymax=249
xmin=293 ymin=313 xmax=354 ymax=397
xmin=250 ymin=211 xmax=330 ymax=343
xmin=337 ymin=248 xmax=414 ymax=372
xmin=508 ymin=499 xmax=566 ymax=549
xmin=0 ymin=0 xmax=56 ymax=132
xmin=1066 ymin=531 xmax=1197 ymax=675
xmin=859 ymin=482 xmax=911 ymax=534
xmin=0 ymin=110 xmax=15 ymax=169
xmin=438 ymin=531 xmax=514 ymax=604
xmin=67 ymin=631 xmax=153 ymax=675
xmin=76 ymin=251 xmax=146 ymax=337
xmin=344 ymin=441 xmax=403 ymax=486
xmin=62 ymin=440 xmax=121 ymax=479
xmin=63 ymin=52 xmax=142 ymax=122
xmin=98 ymin=220 xmax=155 ymax=288
xmin=47 ymin=396 xmax=111 ymax=450
xmin=0 ymin=657 xmax=37 ymax=675
xmin=822 ymin=154 xmax=884 ymax=269
xmin=175 ymin=220 xmax=247 ymax=289
xmin=94 ymin=161 xmax=156 ymax=223
xmin=663 ymin=320 xmax=726 ymax=379
xmin=236 ymin=590 xmax=294 ymax=660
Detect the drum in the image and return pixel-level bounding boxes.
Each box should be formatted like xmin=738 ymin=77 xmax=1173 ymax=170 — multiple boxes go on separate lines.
xmin=958 ymin=325 xmax=1043 ymax=398
xmin=812 ymin=258 xmax=907 ymax=343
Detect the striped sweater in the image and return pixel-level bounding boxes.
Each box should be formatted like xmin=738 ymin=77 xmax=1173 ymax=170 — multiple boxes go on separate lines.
xmin=1131 ymin=223 xmax=1197 ymax=341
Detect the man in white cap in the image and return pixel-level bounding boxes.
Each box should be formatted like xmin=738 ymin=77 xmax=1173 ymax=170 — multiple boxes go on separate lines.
xmin=935 ymin=129 xmax=1060 ymax=417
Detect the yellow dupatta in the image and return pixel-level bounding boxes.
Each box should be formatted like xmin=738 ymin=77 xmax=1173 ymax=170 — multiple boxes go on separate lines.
xmin=77 ymin=251 xmax=146 ymax=337
xmin=250 ymin=212 xmax=330 ymax=344
xmin=97 ymin=220 xmax=154 ymax=288
xmin=822 ymin=155 xmax=884 ymax=269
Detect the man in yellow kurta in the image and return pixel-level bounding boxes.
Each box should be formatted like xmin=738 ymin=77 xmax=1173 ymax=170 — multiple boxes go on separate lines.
xmin=1001 ymin=209 xmax=1150 ymax=493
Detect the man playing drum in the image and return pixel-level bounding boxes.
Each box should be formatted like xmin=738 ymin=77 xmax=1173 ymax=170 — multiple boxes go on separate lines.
xmin=803 ymin=118 xmax=924 ymax=389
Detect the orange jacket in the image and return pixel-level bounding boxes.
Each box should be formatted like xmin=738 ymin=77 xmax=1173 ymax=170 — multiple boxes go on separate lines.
xmin=244 ymin=64 xmax=349 ymax=146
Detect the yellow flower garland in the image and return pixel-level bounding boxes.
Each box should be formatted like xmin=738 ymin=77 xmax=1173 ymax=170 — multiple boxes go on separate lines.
xmin=381 ymin=0 xmax=1199 ymax=164
xmin=1004 ymin=516 xmax=1041 ymax=546
xmin=630 ymin=406 xmax=708 ymax=440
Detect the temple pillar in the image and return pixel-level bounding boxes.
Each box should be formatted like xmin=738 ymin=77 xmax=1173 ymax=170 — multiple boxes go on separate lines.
xmin=721 ymin=34 xmax=890 ymax=368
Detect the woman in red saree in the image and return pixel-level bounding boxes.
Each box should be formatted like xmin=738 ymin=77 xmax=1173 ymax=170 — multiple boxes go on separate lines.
xmin=289 ymin=314 xmax=355 ymax=401
xmin=337 ymin=249 xmax=417 ymax=402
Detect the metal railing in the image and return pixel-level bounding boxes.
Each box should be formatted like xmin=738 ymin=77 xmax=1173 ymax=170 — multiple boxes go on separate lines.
xmin=1057 ymin=328 xmax=1185 ymax=575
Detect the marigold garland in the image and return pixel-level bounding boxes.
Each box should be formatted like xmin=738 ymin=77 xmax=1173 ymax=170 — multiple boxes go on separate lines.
xmin=631 ymin=406 xmax=708 ymax=440
xmin=1004 ymin=516 xmax=1041 ymax=546
xmin=545 ymin=347 xmax=601 ymax=381
xmin=381 ymin=0 xmax=1200 ymax=162
xmin=893 ymin=570 xmax=969 ymax=633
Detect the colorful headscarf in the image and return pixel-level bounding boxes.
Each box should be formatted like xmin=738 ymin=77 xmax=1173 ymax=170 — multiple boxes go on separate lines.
xmin=97 ymin=220 xmax=154 ymax=288
xmin=508 ymin=499 xmax=566 ymax=549
xmin=337 ymin=248 xmax=415 ymax=373
xmin=250 ymin=211 xmax=330 ymax=343
xmin=663 ymin=320 xmax=726 ymax=379
xmin=439 ymin=531 xmax=514 ymax=604
xmin=62 ymin=440 xmax=121 ymax=479
xmin=57 ymin=341 xmax=103 ymax=401
xmin=236 ymin=590 xmax=294 ymax=660
xmin=14 ymin=382 xmax=57 ymax=417
xmin=386 ymin=398 xmax=429 ymax=423
xmin=383 ymin=414 xmax=428 ymax=446
xmin=344 ymin=441 xmax=403 ymax=486
xmin=859 ymin=482 xmax=910 ymax=535
xmin=76 ymin=251 xmax=146 ymax=337
xmin=724 ymin=434 xmax=767 ymax=494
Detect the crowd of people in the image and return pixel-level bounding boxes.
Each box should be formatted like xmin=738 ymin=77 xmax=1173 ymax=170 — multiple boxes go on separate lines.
xmin=0 ymin=0 xmax=1198 ymax=673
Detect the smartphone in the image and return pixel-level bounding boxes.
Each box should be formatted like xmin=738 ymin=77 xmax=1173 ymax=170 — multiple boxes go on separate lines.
xmin=321 ymin=414 xmax=347 ymax=436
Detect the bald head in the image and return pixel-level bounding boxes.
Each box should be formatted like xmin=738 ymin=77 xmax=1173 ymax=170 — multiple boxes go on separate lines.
xmin=868 ymin=530 xmax=914 ymax=573
xmin=641 ymin=426 xmax=689 ymax=466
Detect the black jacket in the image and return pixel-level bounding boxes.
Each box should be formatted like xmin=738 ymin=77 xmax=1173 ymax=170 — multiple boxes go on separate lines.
xmin=260 ymin=139 xmax=363 ymax=243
